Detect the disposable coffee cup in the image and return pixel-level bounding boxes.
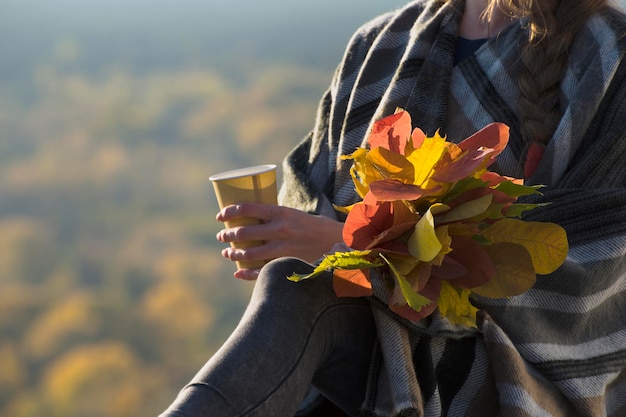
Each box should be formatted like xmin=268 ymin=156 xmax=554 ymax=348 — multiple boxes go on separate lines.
xmin=210 ymin=164 xmax=278 ymax=270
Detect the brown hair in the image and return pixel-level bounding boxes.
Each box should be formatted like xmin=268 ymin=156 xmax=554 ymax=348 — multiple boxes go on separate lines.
xmin=487 ymin=0 xmax=608 ymax=147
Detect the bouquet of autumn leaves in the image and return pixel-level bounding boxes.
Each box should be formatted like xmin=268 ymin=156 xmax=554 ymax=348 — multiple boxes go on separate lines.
xmin=289 ymin=109 xmax=568 ymax=327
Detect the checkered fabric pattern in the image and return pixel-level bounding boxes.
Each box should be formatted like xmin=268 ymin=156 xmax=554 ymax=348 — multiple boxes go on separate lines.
xmin=280 ymin=0 xmax=626 ymax=415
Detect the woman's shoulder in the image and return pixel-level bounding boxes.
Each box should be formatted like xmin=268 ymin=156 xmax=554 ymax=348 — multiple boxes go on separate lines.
xmin=338 ymin=0 xmax=436 ymax=60
xmin=346 ymin=0 xmax=434 ymax=48
xmin=591 ymin=5 xmax=626 ymax=45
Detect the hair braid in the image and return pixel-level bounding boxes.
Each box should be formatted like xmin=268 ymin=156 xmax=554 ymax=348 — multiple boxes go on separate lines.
xmin=513 ymin=0 xmax=608 ymax=147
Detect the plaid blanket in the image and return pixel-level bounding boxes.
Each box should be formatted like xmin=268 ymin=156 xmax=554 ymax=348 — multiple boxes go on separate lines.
xmin=280 ymin=0 xmax=626 ymax=415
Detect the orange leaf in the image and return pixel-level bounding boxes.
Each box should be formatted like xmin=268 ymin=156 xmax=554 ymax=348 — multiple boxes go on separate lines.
xmin=432 ymin=124 xmax=508 ymax=183
xmin=333 ymin=269 xmax=373 ymax=298
xmin=343 ymin=200 xmax=391 ymax=249
xmin=343 ymin=197 xmax=418 ymax=252
xmin=368 ymin=110 xmax=412 ymax=153
xmin=410 ymin=127 xmax=426 ymax=150
xmin=457 ymin=122 xmax=509 ymax=163
xmin=481 ymin=171 xmax=521 ymax=186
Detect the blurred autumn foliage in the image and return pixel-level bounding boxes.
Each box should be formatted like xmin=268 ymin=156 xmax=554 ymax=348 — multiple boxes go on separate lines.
xmin=0 ymin=49 xmax=332 ymax=417
xmin=0 ymin=0 xmax=402 ymax=414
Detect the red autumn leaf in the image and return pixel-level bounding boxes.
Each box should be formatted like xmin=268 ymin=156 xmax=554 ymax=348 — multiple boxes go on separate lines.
xmin=480 ymin=171 xmax=520 ymax=187
xmin=366 ymin=225 xmax=413 ymax=254
xmin=432 ymin=123 xmax=509 ymax=184
xmin=333 ymin=269 xmax=374 ymax=298
xmin=358 ymin=204 xmax=415 ymax=254
xmin=446 ymin=236 xmax=496 ymax=289
xmin=369 ymin=179 xmax=427 ymax=202
xmin=431 ymin=255 xmax=468 ymax=280
xmin=431 ymin=148 xmax=494 ymax=183
xmin=457 ymin=122 xmax=509 ymax=160
xmin=406 ymin=262 xmax=432 ymax=291
xmin=410 ymin=127 xmax=426 ymax=150
xmin=391 ymin=302 xmax=437 ymax=322
xmin=390 ymin=198 xmax=421 ymax=224
xmin=344 ymin=196 xmax=419 ymax=251
xmin=343 ymin=201 xmax=390 ymax=250
xmin=368 ymin=111 xmax=412 ymax=154
xmin=370 ymin=239 xmax=411 ymax=255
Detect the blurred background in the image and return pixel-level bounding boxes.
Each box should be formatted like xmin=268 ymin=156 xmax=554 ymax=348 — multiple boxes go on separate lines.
xmin=0 ymin=0 xmax=400 ymax=416
xmin=1 ymin=1 xmax=625 ymax=416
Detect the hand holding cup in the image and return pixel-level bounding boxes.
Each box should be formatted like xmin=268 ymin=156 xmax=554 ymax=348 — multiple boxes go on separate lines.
xmin=210 ymin=164 xmax=278 ymax=271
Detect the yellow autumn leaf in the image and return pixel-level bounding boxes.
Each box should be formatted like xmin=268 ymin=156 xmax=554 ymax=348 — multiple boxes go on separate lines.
xmin=407 ymin=204 xmax=449 ymax=262
xmin=382 ymin=254 xmax=431 ymax=311
xmin=471 ymin=242 xmax=536 ymax=298
xmin=437 ymin=194 xmax=493 ymax=223
xmin=386 ymin=253 xmax=419 ymax=275
xmin=367 ymin=147 xmax=413 ymax=177
xmin=481 ymin=218 xmax=568 ymax=275
xmin=349 ymin=166 xmax=371 ymax=198
xmin=345 ymin=148 xmax=381 ymax=198
xmin=406 ymin=134 xmax=448 ymax=187
xmin=431 ymin=225 xmax=453 ymax=266
xmin=332 ymin=203 xmax=354 ymax=215
xmin=438 ymin=281 xmax=478 ymax=328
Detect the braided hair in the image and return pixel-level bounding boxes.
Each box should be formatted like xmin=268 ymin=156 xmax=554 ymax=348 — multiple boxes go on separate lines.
xmin=486 ymin=0 xmax=608 ymax=175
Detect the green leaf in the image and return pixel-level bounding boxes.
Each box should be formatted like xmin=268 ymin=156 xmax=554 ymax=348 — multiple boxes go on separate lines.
xmin=287 ymin=250 xmax=381 ymax=282
xmin=381 ymin=254 xmax=431 ymax=311
xmin=495 ymin=181 xmax=543 ymax=198
xmin=438 ymin=194 xmax=493 ymax=223
xmin=503 ymin=203 xmax=550 ymax=218
xmin=442 ymin=177 xmax=488 ymax=203
xmin=288 ymin=265 xmax=328 ymax=282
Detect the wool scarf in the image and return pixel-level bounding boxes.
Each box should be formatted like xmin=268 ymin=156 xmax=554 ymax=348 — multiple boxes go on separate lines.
xmin=280 ymin=0 xmax=626 ymax=415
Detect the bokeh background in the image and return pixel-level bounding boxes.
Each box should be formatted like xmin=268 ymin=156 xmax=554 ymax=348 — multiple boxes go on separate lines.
xmin=1 ymin=1 xmax=625 ymax=416
xmin=0 ymin=1 xmax=400 ymax=416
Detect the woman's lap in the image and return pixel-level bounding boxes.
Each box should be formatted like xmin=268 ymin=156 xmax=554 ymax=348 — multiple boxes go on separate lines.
xmin=159 ymin=257 xmax=376 ymax=417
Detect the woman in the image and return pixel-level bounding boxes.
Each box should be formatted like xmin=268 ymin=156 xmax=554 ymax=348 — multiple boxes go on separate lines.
xmin=160 ymin=0 xmax=626 ymax=416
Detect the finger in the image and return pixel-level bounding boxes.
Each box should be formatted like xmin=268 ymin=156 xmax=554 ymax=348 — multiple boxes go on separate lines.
xmin=216 ymin=202 xmax=278 ymax=222
xmin=221 ymin=244 xmax=278 ymax=264
xmin=216 ymin=222 xmax=274 ymax=244
xmin=234 ymin=268 xmax=260 ymax=280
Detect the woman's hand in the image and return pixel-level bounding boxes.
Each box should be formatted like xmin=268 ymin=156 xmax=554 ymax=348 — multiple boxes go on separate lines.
xmin=216 ymin=202 xmax=344 ymax=280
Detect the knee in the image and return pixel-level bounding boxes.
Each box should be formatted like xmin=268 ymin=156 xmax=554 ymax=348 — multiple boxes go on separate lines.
xmin=252 ymin=257 xmax=336 ymax=314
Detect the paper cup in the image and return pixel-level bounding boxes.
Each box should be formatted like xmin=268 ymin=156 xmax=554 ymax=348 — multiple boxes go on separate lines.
xmin=210 ymin=164 xmax=278 ymax=270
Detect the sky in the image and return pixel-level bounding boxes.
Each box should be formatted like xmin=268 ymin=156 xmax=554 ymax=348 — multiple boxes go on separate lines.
xmin=0 ymin=0 xmax=403 ymax=78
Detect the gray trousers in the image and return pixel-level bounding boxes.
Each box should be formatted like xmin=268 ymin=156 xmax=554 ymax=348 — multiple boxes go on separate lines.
xmin=159 ymin=257 xmax=376 ymax=417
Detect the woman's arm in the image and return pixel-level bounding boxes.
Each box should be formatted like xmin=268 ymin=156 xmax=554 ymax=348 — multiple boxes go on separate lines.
xmin=216 ymin=202 xmax=344 ymax=280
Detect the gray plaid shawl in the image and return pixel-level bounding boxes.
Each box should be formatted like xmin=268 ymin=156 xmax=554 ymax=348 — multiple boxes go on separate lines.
xmin=280 ymin=0 xmax=626 ymax=415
